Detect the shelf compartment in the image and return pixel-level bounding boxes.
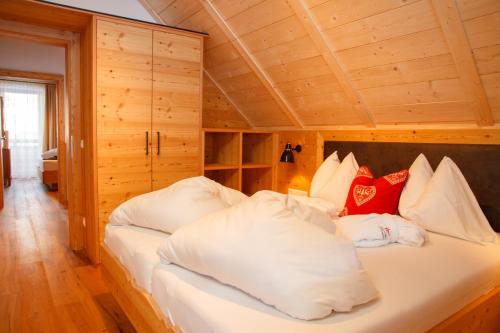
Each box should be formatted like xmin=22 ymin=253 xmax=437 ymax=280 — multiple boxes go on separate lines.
xmin=242 ymin=168 xmax=272 ymax=196
xmin=205 ymin=169 xmax=240 ymax=190
xmin=204 ymin=131 xmax=240 ymax=166
xmin=242 ymin=133 xmax=274 ymax=165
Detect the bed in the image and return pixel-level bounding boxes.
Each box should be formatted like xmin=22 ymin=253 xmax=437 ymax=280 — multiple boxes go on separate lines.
xmin=101 ymin=139 xmax=500 ymax=333
xmin=39 ymin=148 xmax=58 ymax=189
xmin=102 ymin=223 xmax=500 ymax=333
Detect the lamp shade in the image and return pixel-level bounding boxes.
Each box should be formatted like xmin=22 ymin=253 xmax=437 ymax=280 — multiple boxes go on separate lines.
xmin=280 ymin=143 xmax=294 ymax=163
xmin=280 ymin=143 xmax=301 ymax=163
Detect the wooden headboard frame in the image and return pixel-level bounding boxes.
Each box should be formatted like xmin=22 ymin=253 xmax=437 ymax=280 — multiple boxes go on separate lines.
xmin=321 ymin=129 xmax=500 ymax=232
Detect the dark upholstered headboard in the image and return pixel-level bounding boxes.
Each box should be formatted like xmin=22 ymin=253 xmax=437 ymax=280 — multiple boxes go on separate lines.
xmin=323 ymin=141 xmax=500 ymax=232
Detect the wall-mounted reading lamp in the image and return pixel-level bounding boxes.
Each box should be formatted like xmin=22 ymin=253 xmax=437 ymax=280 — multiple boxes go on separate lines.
xmin=279 ymin=143 xmax=302 ymax=163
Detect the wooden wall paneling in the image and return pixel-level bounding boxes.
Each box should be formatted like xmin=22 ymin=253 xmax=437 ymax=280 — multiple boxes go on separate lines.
xmin=456 ymin=0 xmax=500 ymax=21
xmin=198 ymin=0 xmax=303 ymax=128
xmin=473 ymin=45 xmax=500 ymax=75
xmin=96 ymin=20 xmax=153 ymax=244
xmin=350 ymin=54 xmax=459 ymax=89
xmin=431 ymin=0 xmax=494 ymax=126
xmin=372 ymin=101 xmax=476 ymax=124
xmin=324 ymin=0 xmax=438 ymax=52
xmin=152 ymin=30 xmax=202 ymax=190
xmin=306 ymin=0 xmax=421 ymax=31
xmin=286 ymin=0 xmax=376 ymax=126
xmin=360 ymin=79 xmax=467 ymax=106
xmin=482 ymin=73 xmax=500 ymax=122
xmin=336 ymin=29 xmax=449 ymax=71
xmin=463 ymin=12 xmax=500 ymax=50
xmin=276 ymin=131 xmax=322 ymax=193
xmin=203 ymin=71 xmax=251 ymax=128
xmin=320 ymin=129 xmax=500 ymax=145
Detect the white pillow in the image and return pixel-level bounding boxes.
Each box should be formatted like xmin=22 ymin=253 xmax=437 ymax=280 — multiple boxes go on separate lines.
xmin=408 ymin=157 xmax=497 ymax=243
xmin=158 ymin=191 xmax=378 ymax=320
xmin=310 ymin=151 xmax=340 ymax=197
xmin=399 ymin=153 xmax=434 ymax=218
xmin=109 ymin=176 xmax=247 ymax=233
xmin=317 ymin=152 xmax=359 ymax=210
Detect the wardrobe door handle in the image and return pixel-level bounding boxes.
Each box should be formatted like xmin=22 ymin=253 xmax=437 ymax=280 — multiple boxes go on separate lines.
xmin=145 ymin=131 xmax=149 ymax=155
xmin=157 ymin=131 xmax=160 ymax=155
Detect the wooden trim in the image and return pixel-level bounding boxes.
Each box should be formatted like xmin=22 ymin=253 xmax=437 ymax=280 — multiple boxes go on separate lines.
xmin=287 ymin=0 xmax=375 ymax=128
xmin=100 ymin=245 xmax=177 ymax=333
xmin=204 ymin=69 xmax=254 ymax=127
xmin=0 ymin=68 xmax=67 ymax=205
xmin=197 ymin=0 xmax=303 ymax=128
xmin=431 ymin=0 xmax=494 ymax=126
xmin=319 ymin=129 xmax=500 ymax=145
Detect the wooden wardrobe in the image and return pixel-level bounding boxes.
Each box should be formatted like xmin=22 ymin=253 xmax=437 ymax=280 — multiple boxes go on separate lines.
xmin=90 ymin=18 xmax=204 ymax=260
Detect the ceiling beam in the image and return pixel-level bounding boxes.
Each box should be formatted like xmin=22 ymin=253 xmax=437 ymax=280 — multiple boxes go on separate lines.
xmin=287 ymin=0 xmax=376 ymax=128
xmin=431 ymin=0 xmax=494 ymax=126
xmin=204 ymin=69 xmax=255 ymax=127
xmin=197 ymin=0 xmax=304 ymax=128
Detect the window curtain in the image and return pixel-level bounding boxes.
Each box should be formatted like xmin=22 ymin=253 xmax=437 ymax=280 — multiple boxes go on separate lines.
xmin=0 ymin=80 xmax=46 ymax=179
xmin=44 ymin=84 xmax=58 ymax=151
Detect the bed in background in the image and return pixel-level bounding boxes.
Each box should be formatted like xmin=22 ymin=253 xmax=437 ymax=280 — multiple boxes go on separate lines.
xmin=40 ymin=148 xmax=58 ymax=190
xmin=100 ymin=140 xmax=500 ymax=333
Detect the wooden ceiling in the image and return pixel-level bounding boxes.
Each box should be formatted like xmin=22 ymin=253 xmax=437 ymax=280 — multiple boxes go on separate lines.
xmin=142 ymin=0 xmax=499 ymax=129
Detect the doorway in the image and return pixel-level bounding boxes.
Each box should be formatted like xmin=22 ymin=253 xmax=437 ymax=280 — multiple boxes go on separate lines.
xmin=0 ymin=70 xmax=66 ymax=207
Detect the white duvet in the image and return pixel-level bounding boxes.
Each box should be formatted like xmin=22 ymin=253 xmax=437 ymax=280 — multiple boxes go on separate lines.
xmin=109 ymin=176 xmax=248 ymax=234
xmin=158 ymin=191 xmax=378 ymax=320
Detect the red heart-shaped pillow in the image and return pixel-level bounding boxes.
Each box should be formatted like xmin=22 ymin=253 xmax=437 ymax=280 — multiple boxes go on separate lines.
xmin=341 ymin=166 xmax=408 ymax=216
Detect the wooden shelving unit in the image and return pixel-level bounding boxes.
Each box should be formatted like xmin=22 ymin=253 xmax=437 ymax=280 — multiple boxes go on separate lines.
xmin=203 ymin=129 xmax=277 ymax=195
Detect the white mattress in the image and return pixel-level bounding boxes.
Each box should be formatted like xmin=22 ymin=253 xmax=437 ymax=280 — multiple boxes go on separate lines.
xmin=151 ymin=232 xmax=500 ymax=333
xmin=104 ymin=224 xmax=168 ymax=293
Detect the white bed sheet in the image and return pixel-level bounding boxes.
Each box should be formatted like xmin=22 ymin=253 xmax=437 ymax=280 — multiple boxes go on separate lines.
xmin=104 ymin=224 xmax=168 ymax=293
xmin=151 ymin=232 xmax=500 ymax=333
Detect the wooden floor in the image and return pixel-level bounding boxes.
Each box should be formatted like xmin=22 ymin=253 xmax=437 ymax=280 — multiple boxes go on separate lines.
xmin=0 ymin=179 xmax=136 ymax=333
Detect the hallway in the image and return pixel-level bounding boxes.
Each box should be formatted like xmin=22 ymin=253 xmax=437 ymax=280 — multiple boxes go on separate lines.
xmin=0 ymin=179 xmax=135 ymax=332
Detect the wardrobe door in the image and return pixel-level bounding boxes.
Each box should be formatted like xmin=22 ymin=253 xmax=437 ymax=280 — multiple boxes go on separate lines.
xmin=152 ymin=31 xmax=202 ymax=190
xmin=96 ymin=20 xmax=153 ymax=240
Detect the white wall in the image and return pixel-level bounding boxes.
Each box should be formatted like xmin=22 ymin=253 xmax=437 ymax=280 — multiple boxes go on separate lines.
xmin=46 ymin=0 xmax=157 ymax=23
xmin=0 ymin=36 xmax=65 ymax=75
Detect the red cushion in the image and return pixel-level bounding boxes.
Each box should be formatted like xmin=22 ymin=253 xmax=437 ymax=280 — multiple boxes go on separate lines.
xmin=341 ymin=166 xmax=409 ymax=216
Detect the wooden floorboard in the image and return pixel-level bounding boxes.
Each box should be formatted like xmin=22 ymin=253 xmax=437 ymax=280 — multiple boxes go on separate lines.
xmin=0 ymin=178 xmax=136 ymax=333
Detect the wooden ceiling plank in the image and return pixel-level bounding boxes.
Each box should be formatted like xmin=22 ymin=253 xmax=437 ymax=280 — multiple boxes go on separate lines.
xmin=431 ymin=0 xmax=494 ymax=126
xmin=197 ymin=0 xmax=304 ymax=128
xmin=288 ymin=0 xmax=376 ymax=127
xmin=204 ymin=69 xmax=255 ymax=127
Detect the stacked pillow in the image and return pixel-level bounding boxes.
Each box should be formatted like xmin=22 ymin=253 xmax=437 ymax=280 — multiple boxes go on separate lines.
xmin=313 ymin=152 xmax=359 ymax=211
xmin=399 ymin=154 xmax=497 ymax=243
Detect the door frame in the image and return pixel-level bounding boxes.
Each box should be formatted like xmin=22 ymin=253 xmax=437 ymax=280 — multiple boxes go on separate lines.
xmin=0 ymin=68 xmax=66 ymax=203
xmin=0 ymin=17 xmax=87 ymax=253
